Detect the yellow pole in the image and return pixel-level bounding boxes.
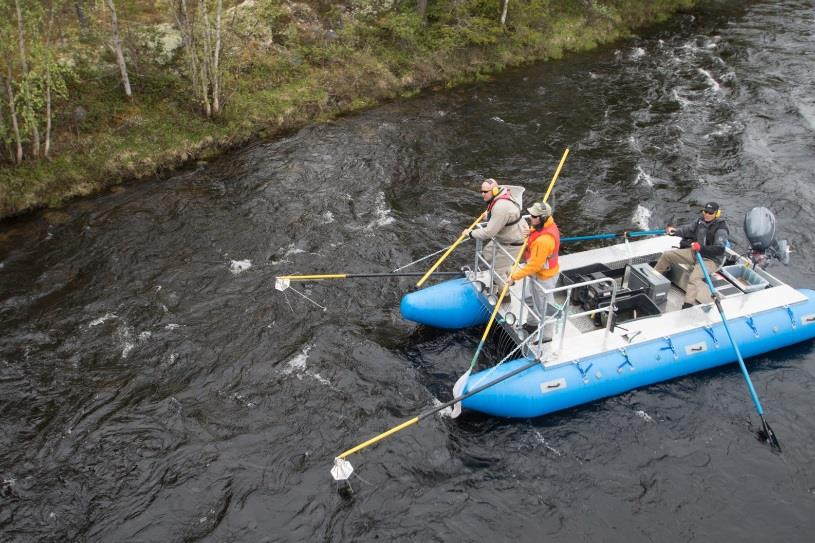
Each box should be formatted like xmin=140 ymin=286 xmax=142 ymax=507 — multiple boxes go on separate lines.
xmin=543 ymin=148 xmax=569 ymax=203
xmin=478 ymin=237 xmax=528 ymax=345
xmin=337 ymin=416 xmax=420 ymax=460
xmin=415 ymin=212 xmax=485 ymax=288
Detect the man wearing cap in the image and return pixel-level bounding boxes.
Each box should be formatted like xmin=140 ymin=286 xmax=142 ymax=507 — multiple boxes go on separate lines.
xmin=462 ymin=178 xmax=528 ymax=288
xmin=507 ymin=200 xmax=560 ymax=337
xmin=655 ymin=201 xmax=730 ymax=308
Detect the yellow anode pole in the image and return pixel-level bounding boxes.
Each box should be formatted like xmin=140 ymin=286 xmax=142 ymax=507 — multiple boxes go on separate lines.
xmin=543 ymin=148 xmax=569 ymax=204
xmin=415 ymin=211 xmax=485 ymax=288
xmin=276 ymin=274 xmax=348 ymax=281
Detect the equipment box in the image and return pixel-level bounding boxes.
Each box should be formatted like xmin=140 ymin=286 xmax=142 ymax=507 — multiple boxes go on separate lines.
xmin=719 ymin=265 xmax=770 ymax=293
xmin=625 ymin=263 xmax=670 ymax=310
xmin=560 ymin=264 xmax=630 ymax=310
xmin=594 ymin=293 xmax=661 ymax=327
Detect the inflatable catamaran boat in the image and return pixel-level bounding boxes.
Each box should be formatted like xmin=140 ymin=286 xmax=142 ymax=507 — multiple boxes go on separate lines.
xmin=401 ymin=205 xmax=814 ymax=419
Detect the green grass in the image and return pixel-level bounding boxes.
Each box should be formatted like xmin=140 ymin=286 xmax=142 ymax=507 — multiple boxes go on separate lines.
xmin=0 ymin=0 xmax=700 ymax=219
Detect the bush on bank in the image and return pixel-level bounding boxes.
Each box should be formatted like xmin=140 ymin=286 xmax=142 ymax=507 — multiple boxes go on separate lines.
xmin=0 ymin=0 xmax=697 ymax=219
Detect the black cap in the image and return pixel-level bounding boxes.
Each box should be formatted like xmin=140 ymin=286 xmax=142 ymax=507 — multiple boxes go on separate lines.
xmin=703 ymin=202 xmax=719 ymax=213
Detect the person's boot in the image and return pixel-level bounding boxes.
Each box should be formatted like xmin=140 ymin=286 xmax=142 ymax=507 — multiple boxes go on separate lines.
xmin=681 ymin=302 xmax=693 ymax=309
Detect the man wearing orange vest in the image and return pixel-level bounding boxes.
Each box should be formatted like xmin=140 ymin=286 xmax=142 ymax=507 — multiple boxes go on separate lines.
xmin=507 ymin=200 xmax=561 ymax=338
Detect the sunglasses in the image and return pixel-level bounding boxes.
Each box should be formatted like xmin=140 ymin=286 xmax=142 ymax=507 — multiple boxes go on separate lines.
xmin=702 ymin=209 xmax=715 ymax=214
xmin=480 ymin=190 xmax=491 ymax=194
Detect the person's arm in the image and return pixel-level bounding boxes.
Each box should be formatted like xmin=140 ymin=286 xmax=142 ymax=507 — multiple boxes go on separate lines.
xmin=511 ymin=236 xmax=553 ymax=281
xmin=471 ymin=202 xmax=511 ymax=240
xmin=673 ymin=221 xmax=695 ymax=239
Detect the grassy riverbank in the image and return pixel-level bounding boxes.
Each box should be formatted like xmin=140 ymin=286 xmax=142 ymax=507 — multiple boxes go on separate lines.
xmin=0 ymin=0 xmax=698 ymax=219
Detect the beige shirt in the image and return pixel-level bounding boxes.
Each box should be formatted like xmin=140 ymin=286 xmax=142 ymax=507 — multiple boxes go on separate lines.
xmin=471 ymin=195 xmax=529 ymax=245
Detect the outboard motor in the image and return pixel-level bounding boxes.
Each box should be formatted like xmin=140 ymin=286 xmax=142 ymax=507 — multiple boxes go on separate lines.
xmin=743 ymin=207 xmax=790 ymax=268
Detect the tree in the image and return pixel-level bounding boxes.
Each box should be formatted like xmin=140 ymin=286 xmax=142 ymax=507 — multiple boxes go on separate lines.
xmin=106 ymin=0 xmax=132 ymax=98
xmin=1 ymin=66 xmax=24 ymax=164
xmin=174 ymin=0 xmax=225 ymax=118
xmin=501 ymin=0 xmax=510 ymax=26
xmin=417 ymin=0 xmax=427 ymax=21
xmin=14 ymin=0 xmax=41 ymax=158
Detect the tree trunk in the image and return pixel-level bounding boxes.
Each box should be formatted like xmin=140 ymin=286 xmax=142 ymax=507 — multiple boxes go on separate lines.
xmin=14 ymin=0 xmax=40 ymax=158
xmin=175 ymin=0 xmax=200 ymax=93
xmin=199 ymin=0 xmax=212 ymax=118
xmin=500 ymin=0 xmax=510 ymax=26
xmin=106 ymin=0 xmax=132 ymax=98
xmin=44 ymin=4 xmax=54 ymax=159
xmin=417 ymin=0 xmax=427 ymax=21
xmin=4 ymin=66 xmax=24 ymax=164
xmin=44 ymin=60 xmax=52 ymax=159
xmin=74 ymin=1 xmax=89 ymax=32
xmin=211 ymin=0 xmax=222 ymax=116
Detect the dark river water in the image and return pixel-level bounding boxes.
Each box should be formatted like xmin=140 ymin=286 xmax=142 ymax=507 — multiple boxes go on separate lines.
xmin=3 ymin=1 xmax=815 ymax=541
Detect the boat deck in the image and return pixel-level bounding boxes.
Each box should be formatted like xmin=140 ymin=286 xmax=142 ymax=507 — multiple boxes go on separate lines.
xmin=472 ymin=236 xmax=807 ymax=367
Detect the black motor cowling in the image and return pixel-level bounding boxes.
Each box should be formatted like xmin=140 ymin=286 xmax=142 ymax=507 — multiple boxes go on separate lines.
xmin=743 ymin=207 xmax=789 ymax=266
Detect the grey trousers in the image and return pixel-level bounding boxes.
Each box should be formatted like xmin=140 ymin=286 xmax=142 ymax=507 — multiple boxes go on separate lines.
xmin=528 ymin=274 xmax=559 ymax=340
xmin=654 ymin=248 xmax=718 ymax=304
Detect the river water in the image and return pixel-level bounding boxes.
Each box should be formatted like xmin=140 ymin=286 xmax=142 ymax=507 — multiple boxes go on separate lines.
xmin=3 ymin=1 xmax=815 ymax=541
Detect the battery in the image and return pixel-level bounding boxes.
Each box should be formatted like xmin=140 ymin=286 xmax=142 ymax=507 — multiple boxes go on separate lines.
xmin=626 ymin=263 xmax=671 ymax=310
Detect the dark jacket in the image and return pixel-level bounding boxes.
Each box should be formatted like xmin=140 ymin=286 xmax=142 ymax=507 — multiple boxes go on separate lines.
xmin=676 ymin=217 xmax=729 ymax=263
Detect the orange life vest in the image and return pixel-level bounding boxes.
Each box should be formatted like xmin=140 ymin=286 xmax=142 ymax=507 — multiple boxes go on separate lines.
xmin=486 ymin=189 xmax=521 ymax=225
xmin=524 ymin=220 xmax=560 ymax=270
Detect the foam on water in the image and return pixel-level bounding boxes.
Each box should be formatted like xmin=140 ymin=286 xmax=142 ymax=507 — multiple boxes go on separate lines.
xmin=634 ymin=166 xmax=654 ymax=187
xmin=635 ymin=409 xmax=655 ymax=423
xmin=88 ymin=313 xmax=117 ymax=327
xmin=281 ymin=345 xmax=331 ymax=385
xmin=632 ymin=205 xmax=652 ymax=230
xmin=229 ymin=259 xmax=252 ymax=274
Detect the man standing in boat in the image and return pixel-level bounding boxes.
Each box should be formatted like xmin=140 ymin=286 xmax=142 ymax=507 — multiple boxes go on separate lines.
xmin=506 ymin=200 xmax=560 ymax=338
xmin=462 ymin=178 xmax=529 ymax=291
xmin=655 ymin=201 xmax=730 ymax=308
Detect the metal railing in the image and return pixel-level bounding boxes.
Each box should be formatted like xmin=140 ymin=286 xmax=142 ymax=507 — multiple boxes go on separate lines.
xmin=470 ymin=236 xmax=620 ymax=360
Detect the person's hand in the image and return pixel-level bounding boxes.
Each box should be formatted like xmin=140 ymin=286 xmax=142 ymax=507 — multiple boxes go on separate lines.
xmin=691 ymin=242 xmax=701 ymax=252
xmin=461 ymin=229 xmax=471 ymax=239
xmin=666 ymin=226 xmax=677 ymax=235
xmin=506 ymin=278 xmax=515 ymax=287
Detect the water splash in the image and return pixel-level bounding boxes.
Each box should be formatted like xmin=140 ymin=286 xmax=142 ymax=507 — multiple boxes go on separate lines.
xmin=229 ymin=260 xmax=252 ymax=274
xmin=632 ymin=205 xmax=652 ymax=230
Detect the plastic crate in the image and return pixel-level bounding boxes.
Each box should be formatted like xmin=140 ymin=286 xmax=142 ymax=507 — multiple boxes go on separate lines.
xmin=719 ymin=264 xmax=769 ymax=293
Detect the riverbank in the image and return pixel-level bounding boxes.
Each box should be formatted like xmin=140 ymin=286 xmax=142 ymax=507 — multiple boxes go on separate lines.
xmin=0 ymin=0 xmax=698 ymax=220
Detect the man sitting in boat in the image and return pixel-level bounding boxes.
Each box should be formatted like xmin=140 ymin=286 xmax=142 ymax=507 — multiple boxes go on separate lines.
xmin=655 ymin=201 xmax=730 ymax=308
xmin=506 ymin=200 xmax=561 ymax=339
xmin=462 ymin=178 xmax=529 ymax=291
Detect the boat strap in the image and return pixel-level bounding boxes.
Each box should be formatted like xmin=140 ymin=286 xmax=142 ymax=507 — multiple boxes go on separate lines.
xmin=785 ymin=306 xmax=797 ymax=329
xmin=575 ymin=360 xmax=593 ymax=382
xmin=617 ymin=348 xmax=633 ymax=373
xmin=660 ymin=336 xmax=678 ymax=359
xmin=703 ymin=325 xmax=719 ymax=347
xmin=745 ymin=315 xmax=759 ymax=338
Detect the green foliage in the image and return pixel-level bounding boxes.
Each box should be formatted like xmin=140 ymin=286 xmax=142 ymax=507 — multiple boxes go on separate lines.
xmin=1 ymin=0 xmax=704 ymax=217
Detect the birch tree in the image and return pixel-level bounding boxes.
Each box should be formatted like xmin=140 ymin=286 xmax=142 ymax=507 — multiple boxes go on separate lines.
xmin=501 ymin=0 xmax=509 ymax=26
xmin=175 ymin=0 xmax=225 ymax=118
xmin=1 ymin=66 xmax=23 ymax=164
xmin=14 ymin=0 xmax=40 ymax=158
xmin=106 ymin=0 xmax=132 ymax=98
